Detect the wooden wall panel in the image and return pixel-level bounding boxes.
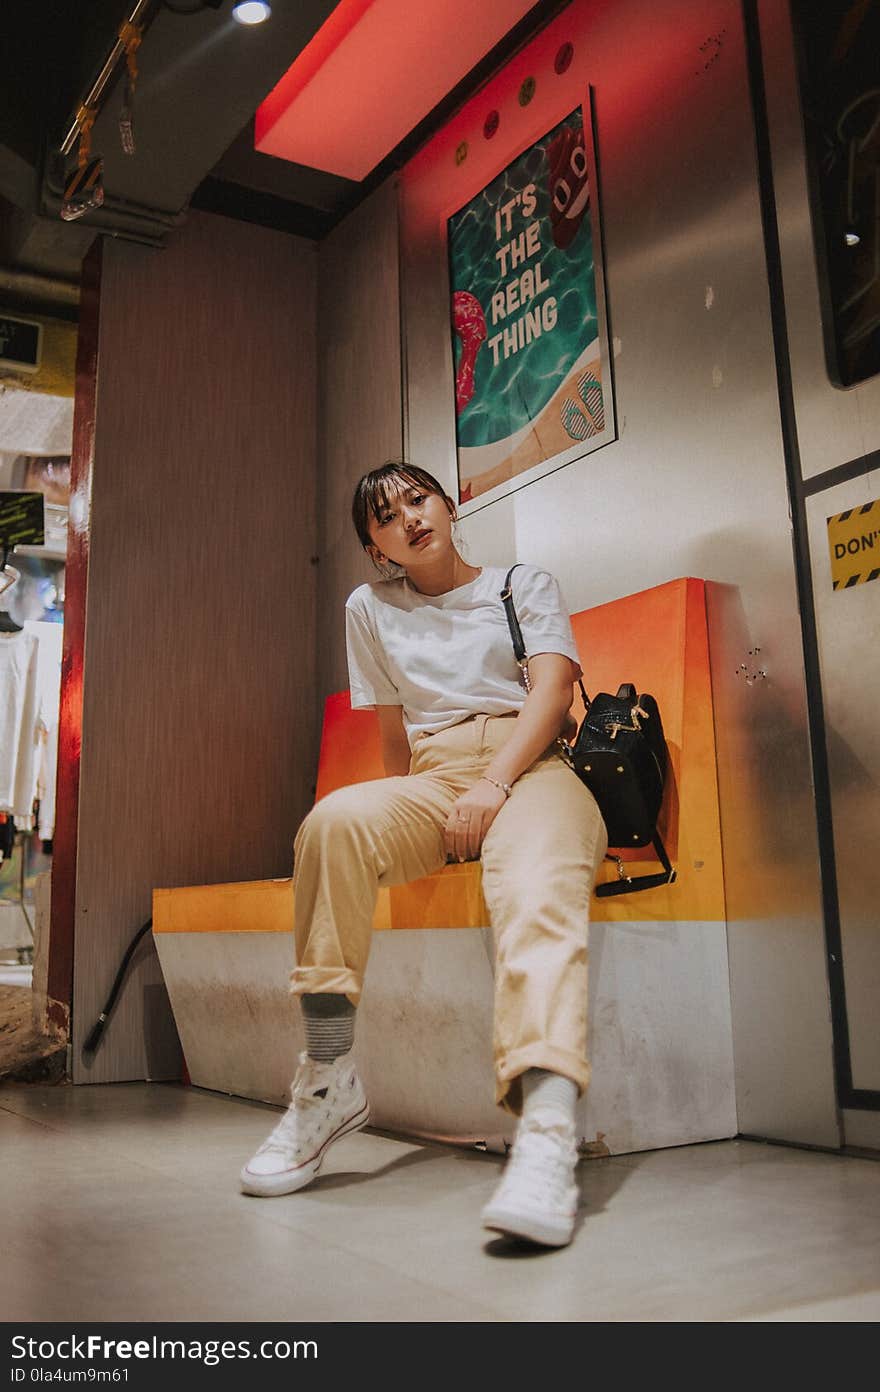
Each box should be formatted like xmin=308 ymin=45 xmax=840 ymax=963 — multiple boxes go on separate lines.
xmin=73 ymin=212 xmax=317 ymax=1082
xmin=317 ymin=179 xmax=403 ymax=697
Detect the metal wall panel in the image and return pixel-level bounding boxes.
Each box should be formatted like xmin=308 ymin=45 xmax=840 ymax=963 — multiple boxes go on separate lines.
xmin=73 ymin=213 xmax=318 ymax=1083
xmin=760 ymin=0 xmax=880 ymax=481
xmin=759 ymin=0 xmax=880 ymax=1134
xmin=400 ymin=0 xmax=839 ymax=1143
xmin=316 ymin=179 xmax=403 ymax=699
xmin=806 ymin=475 xmax=880 ymax=1092
xmin=843 ymin=1110 xmax=880 ymax=1152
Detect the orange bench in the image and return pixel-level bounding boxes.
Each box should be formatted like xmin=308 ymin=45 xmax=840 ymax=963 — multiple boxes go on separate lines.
xmin=153 ymin=578 xmax=735 ymax=1152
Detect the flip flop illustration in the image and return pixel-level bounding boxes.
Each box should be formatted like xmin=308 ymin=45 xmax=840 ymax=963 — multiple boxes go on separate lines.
xmin=561 ymin=398 xmax=592 ymax=440
xmin=577 ymin=370 xmax=605 ymax=431
xmin=560 ymin=371 xmax=605 ymax=440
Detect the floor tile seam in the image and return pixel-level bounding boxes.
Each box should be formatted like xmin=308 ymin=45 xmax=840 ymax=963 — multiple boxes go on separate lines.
xmin=1 ymin=1160 xmax=511 ymax=1319
xmin=0 ymin=1097 xmax=74 ymax=1129
xmin=0 ymin=1097 xmax=474 ymax=1193
xmin=17 ymin=1131 xmax=511 ymax=1311
xmin=3 ymin=1110 xmax=868 ymax=1216
xmin=600 ymin=1139 xmax=782 ymax=1166
xmin=211 ymin=1200 xmax=507 ymax=1319
xmin=16 ymin=1137 xmax=458 ymax=1192
xmin=668 ymin=1166 xmax=859 ymax=1185
xmin=594 ymin=1174 xmax=880 ymax=1209
xmin=0 ymin=1085 xmax=251 ymax=1128
xmin=0 ymin=1097 xmax=193 ymax=1145
xmin=255 ymin=1208 xmax=604 ymax=1314
xmin=223 ymin=1164 xmax=571 ymax=1314
xmin=725 ymin=1283 xmax=880 ymax=1323
xmin=0 ymin=1107 xmax=267 ymax=1186
xmin=732 ymin=1293 xmax=880 ymax=1322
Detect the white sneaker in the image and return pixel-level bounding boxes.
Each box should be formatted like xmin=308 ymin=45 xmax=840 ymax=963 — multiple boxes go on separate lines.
xmin=239 ymin=1050 xmax=369 ymax=1198
xmin=481 ymin=1112 xmax=580 ymax=1246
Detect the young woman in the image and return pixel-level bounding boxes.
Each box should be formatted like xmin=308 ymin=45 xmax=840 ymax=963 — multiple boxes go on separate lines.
xmin=240 ymin=462 xmax=607 ymax=1248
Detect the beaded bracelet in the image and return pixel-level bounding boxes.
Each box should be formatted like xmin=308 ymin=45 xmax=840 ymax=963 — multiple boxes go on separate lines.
xmin=481 ymin=775 xmax=512 ymax=798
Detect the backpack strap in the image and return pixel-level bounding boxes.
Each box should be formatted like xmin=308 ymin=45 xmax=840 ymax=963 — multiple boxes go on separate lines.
xmin=500 ymin=564 xmax=531 ymax=691
xmin=594 ymin=831 xmax=677 ymax=897
xmin=500 ymin=564 xmax=526 ymax=663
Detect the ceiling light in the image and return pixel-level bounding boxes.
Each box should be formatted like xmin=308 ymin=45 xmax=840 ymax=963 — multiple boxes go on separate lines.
xmin=845 ymin=231 xmax=860 ymax=247
xmin=232 ymin=1 xmax=271 ymax=23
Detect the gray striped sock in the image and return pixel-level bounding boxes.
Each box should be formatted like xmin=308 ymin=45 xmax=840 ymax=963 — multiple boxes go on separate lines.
xmin=300 ymin=994 xmax=356 ymax=1062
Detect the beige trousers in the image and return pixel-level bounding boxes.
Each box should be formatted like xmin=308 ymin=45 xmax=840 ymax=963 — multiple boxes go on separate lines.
xmin=289 ymin=714 xmax=607 ymax=1114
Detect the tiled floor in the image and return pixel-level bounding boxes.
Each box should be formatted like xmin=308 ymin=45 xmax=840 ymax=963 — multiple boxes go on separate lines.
xmin=1 ymin=1081 xmax=877 ymax=1322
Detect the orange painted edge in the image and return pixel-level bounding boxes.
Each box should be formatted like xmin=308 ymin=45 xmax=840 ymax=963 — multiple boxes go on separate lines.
xmin=151 ymin=867 xmax=484 ymax=936
xmin=153 ymin=880 xmax=294 ymax=934
xmin=680 ymin=578 xmax=726 ymax=919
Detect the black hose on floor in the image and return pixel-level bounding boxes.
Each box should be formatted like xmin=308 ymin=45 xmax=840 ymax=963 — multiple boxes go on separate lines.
xmin=82 ymin=918 xmax=153 ymax=1054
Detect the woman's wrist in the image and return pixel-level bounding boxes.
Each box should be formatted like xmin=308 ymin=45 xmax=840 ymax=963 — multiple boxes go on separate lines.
xmin=481 ymin=774 xmax=512 ymax=798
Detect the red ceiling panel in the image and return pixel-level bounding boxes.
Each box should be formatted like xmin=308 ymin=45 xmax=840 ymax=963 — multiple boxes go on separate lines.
xmin=254 ymin=0 xmax=540 ymax=181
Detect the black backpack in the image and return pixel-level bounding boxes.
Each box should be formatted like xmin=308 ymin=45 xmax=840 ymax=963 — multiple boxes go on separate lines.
xmin=568 ymin=683 xmax=676 ymax=896
xmin=500 ymin=565 xmax=676 ymax=897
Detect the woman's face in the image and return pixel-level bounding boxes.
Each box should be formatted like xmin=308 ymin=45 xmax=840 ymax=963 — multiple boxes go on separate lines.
xmin=366 ymin=479 xmax=455 ymax=571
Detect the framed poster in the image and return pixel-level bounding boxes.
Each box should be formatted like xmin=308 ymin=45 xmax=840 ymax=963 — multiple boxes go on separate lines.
xmin=447 ymin=94 xmax=614 ymax=508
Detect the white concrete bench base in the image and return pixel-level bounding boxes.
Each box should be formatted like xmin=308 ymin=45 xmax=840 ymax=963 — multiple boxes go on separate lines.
xmin=154 ymin=921 xmax=737 ymax=1155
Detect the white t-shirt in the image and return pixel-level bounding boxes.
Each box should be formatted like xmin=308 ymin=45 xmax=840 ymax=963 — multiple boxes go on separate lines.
xmin=345 ymin=565 xmax=582 ymax=745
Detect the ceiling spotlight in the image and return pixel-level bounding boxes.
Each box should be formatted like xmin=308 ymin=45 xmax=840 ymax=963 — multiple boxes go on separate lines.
xmin=845 ymin=231 xmax=860 ymax=247
xmin=232 ymin=1 xmax=271 ymax=23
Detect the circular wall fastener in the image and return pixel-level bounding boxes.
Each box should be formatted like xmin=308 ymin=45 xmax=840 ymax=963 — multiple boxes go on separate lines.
xmin=519 ymin=76 xmax=536 ymax=106
xmin=483 ymin=110 xmax=500 ymax=140
xmin=554 ymin=42 xmax=574 ymax=74
xmin=455 ymin=141 xmax=468 ymax=165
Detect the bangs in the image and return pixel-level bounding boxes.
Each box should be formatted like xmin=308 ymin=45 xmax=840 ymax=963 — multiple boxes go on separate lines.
xmin=363 ymin=467 xmax=436 ymax=522
xmin=351 ymin=462 xmax=448 ymax=547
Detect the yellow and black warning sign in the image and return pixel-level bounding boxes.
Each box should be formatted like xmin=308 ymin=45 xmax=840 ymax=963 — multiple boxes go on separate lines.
xmin=827 ymin=497 xmax=880 ymax=590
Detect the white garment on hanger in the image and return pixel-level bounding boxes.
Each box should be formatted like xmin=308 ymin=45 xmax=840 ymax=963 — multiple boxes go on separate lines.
xmin=0 ymin=629 xmax=41 ymax=820
xmin=25 ymin=621 xmax=63 ymax=841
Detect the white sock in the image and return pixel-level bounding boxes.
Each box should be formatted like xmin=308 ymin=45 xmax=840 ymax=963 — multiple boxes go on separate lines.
xmin=520 ymin=1069 xmax=578 ymax=1129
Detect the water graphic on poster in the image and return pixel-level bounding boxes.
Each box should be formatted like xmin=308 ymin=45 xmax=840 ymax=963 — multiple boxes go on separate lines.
xmin=448 ymin=101 xmax=613 ymax=505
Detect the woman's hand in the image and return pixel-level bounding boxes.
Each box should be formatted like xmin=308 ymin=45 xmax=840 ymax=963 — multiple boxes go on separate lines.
xmin=562 ymin=708 xmax=578 ymax=744
xmin=444 ymin=780 xmax=507 ymax=862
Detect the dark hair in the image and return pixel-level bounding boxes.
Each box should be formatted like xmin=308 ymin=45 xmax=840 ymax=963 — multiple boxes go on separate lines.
xmin=351 ymin=462 xmax=454 ymax=549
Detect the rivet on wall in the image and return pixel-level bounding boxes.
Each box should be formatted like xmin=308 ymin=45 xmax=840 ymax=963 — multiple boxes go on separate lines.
xmin=554 ymin=41 xmax=574 ymax=75
xmin=518 ymin=76 xmax=536 ymax=107
xmin=483 ymin=110 xmax=499 ymax=140
xmin=455 ymin=140 xmax=469 ymax=166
